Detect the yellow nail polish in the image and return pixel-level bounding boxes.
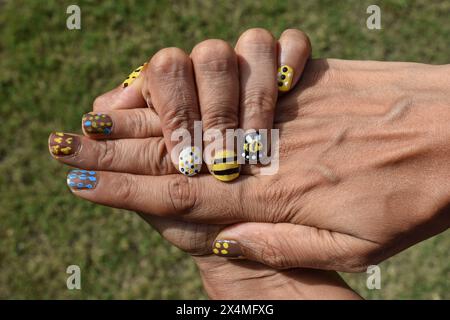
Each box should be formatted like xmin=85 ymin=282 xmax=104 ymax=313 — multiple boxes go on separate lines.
xmin=122 ymin=63 xmax=147 ymax=88
xmin=277 ymin=65 xmax=294 ymax=92
xmin=211 ymin=150 xmax=240 ymax=182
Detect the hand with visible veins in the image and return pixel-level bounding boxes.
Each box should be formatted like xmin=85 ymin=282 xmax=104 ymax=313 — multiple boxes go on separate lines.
xmin=49 ymin=29 xmax=449 ymax=297
xmin=50 ymin=28 xmax=360 ymax=299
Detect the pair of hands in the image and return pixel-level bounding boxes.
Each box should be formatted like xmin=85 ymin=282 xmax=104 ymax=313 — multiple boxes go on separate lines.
xmin=49 ymin=28 xmax=450 ymax=298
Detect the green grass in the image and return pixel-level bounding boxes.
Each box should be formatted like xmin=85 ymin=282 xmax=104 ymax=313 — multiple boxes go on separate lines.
xmin=0 ymin=0 xmax=448 ymax=299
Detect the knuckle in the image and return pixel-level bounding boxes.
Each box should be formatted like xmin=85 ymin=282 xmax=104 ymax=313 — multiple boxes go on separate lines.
xmin=192 ymin=39 xmax=235 ymax=72
xmin=239 ymin=28 xmax=274 ymax=47
xmin=202 ymin=102 xmax=238 ymax=129
xmin=328 ymin=236 xmax=376 ymax=272
xmin=242 ymin=88 xmax=276 ymax=116
xmin=128 ymin=109 xmax=154 ymax=137
xmin=162 ymin=102 xmax=196 ymax=132
xmin=259 ymin=240 xmax=290 ymax=269
xmin=145 ymin=138 xmax=172 ymax=175
xmin=97 ymin=140 xmax=117 ymax=168
xmin=114 ymin=174 xmax=137 ymax=204
xmin=93 ymin=94 xmax=108 ymax=111
xmin=150 ymin=47 xmax=190 ymax=76
xmin=167 ymin=175 xmax=197 ymax=214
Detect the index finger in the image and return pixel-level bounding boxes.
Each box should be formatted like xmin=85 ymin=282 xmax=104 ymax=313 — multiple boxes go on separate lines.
xmin=67 ymin=170 xmax=255 ymax=224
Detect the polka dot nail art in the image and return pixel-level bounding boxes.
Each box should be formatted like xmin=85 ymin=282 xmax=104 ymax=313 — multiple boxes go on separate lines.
xmin=277 ymin=65 xmax=294 ymax=92
xmin=212 ymin=240 xmax=243 ymax=258
xmin=82 ymin=113 xmax=113 ymax=135
xmin=179 ymin=146 xmax=202 ymax=176
xmin=122 ymin=63 xmax=147 ymax=88
xmin=67 ymin=170 xmax=98 ymax=190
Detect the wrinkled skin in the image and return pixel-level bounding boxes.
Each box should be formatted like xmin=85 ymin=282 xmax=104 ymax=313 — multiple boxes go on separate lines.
xmin=54 ymin=56 xmax=450 ymax=298
xmin=134 ymin=59 xmax=450 ymax=273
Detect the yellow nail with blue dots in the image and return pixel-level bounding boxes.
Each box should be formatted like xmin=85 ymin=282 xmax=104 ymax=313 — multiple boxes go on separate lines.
xmin=277 ymin=65 xmax=294 ymax=92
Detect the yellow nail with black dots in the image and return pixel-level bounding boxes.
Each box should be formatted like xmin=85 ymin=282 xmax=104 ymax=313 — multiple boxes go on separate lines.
xmin=211 ymin=150 xmax=240 ymax=182
xmin=277 ymin=65 xmax=294 ymax=92
xmin=122 ymin=63 xmax=147 ymax=88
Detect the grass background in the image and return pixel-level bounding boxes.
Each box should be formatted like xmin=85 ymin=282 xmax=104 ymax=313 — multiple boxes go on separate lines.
xmin=0 ymin=0 xmax=449 ymax=299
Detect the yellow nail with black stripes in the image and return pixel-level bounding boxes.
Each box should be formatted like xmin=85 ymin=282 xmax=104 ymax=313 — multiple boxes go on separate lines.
xmin=211 ymin=150 xmax=240 ymax=182
xmin=122 ymin=63 xmax=147 ymax=88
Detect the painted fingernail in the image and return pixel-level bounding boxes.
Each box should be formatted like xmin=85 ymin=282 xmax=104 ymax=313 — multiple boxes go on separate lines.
xmin=211 ymin=150 xmax=240 ymax=182
xmin=179 ymin=146 xmax=202 ymax=176
xmin=277 ymin=65 xmax=294 ymax=92
xmin=212 ymin=240 xmax=243 ymax=258
xmin=82 ymin=113 xmax=113 ymax=135
xmin=49 ymin=132 xmax=80 ymax=157
xmin=67 ymin=169 xmax=98 ymax=190
xmin=122 ymin=63 xmax=147 ymax=88
xmin=242 ymin=132 xmax=264 ymax=163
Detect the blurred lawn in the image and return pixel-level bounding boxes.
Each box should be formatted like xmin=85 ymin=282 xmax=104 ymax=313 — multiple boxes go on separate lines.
xmin=0 ymin=0 xmax=448 ymax=299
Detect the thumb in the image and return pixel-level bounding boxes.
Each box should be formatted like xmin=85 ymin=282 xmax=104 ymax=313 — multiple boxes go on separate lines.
xmin=212 ymin=222 xmax=374 ymax=272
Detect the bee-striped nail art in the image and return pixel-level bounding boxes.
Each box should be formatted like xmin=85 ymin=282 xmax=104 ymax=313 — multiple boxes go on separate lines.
xmin=82 ymin=113 xmax=113 ymax=135
xmin=122 ymin=63 xmax=147 ymax=88
xmin=212 ymin=240 xmax=243 ymax=258
xmin=277 ymin=65 xmax=294 ymax=92
xmin=67 ymin=170 xmax=98 ymax=190
xmin=242 ymin=132 xmax=264 ymax=163
xmin=179 ymin=146 xmax=202 ymax=176
xmin=211 ymin=150 xmax=240 ymax=182
xmin=49 ymin=132 xmax=80 ymax=157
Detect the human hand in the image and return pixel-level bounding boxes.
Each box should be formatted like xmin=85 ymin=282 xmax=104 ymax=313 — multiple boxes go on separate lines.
xmin=52 ymin=58 xmax=450 ymax=272
xmin=48 ymin=29 xmax=363 ymax=299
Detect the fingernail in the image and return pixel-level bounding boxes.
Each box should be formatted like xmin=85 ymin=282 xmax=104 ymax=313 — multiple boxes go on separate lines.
xmin=49 ymin=132 xmax=80 ymax=157
xmin=82 ymin=113 xmax=113 ymax=135
xmin=211 ymin=150 xmax=240 ymax=182
xmin=212 ymin=240 xmax=243 ymax=258
xmin=179 ymin=146 xmax=202 ymax=176
xmin=277 ymin=65 xmax=294 ymax=92
xmin=122 ymin=63 xmax=147 ymax=88
xmin=67 ymin=169 xmax=98 ymax=190
xmin=242 ymin=131 xmax=265 ymax=163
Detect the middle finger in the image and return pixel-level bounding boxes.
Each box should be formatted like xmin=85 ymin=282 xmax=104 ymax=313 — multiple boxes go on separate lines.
xmin=190 ymin=39 xmax=241 ymax=182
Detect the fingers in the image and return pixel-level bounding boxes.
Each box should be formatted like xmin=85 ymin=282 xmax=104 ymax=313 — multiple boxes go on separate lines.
xmin=49 ymin=132 xmax=175 ymax=175
xmin=236 ymin=28 xmax=278 ymax=133
xmin=190 ymin=40 xmax=241 ymax=180
xmin=277 ymin=29 xmax=312 ymax=93
xmin=211 ymin=222 xmax=378 ymax=272
xmin=66 ymin=170 xmax=251 ymax=224
xmin=81 ymin=108 xmax=162 ymax=139
xmin=93 ymin=64 xmax=148 ymax=112
xmin=145 ymin=48 xmax=202 ymax=176
xmin=235 ymin=29 xmax=278 ymax=167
